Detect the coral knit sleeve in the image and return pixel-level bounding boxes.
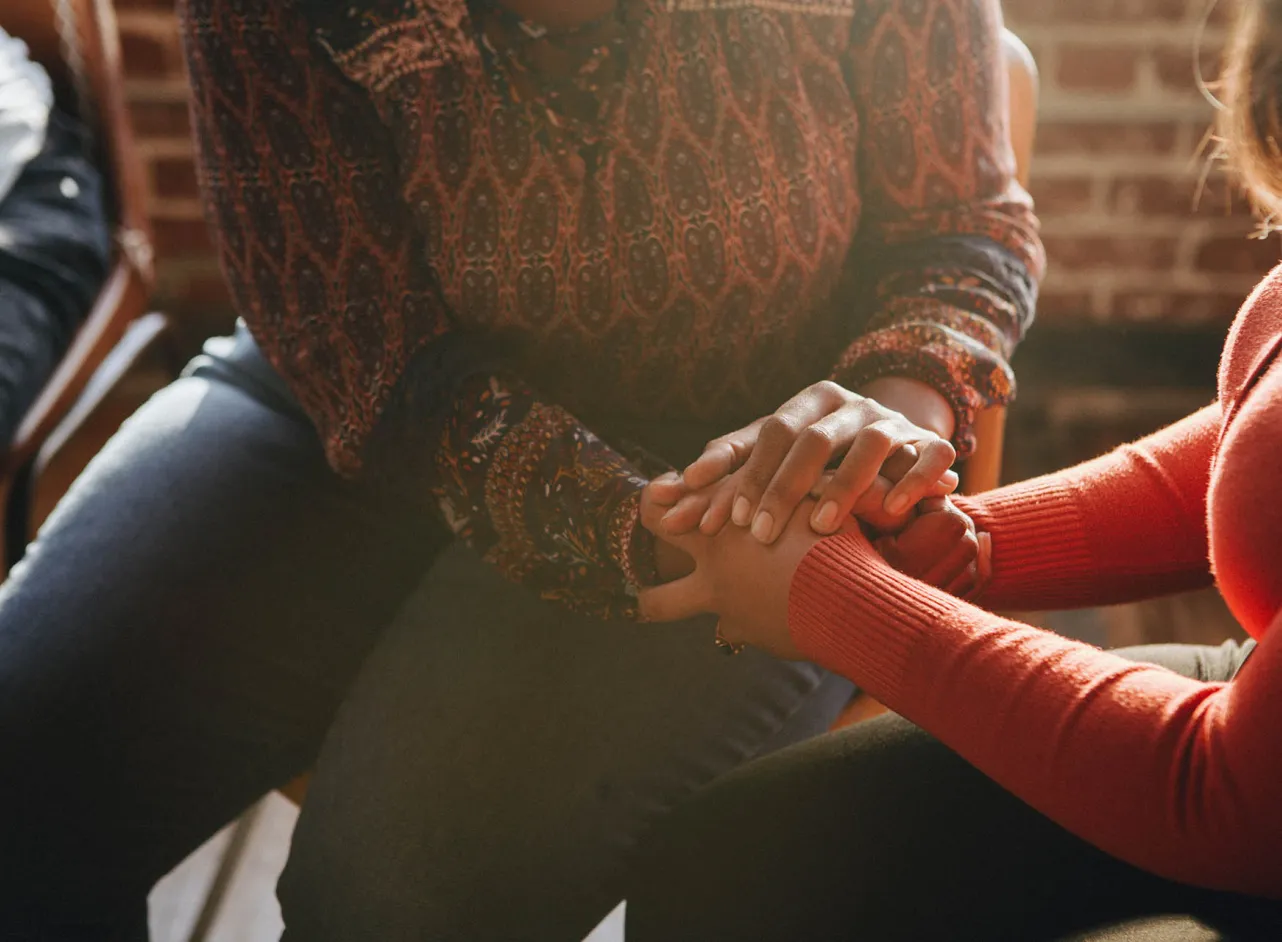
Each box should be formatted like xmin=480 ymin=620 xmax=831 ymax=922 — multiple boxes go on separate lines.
xmin=787 ymin=394 xmax=1282 ymax=896
xmin=951 ymin=403 xmax=1219 ymax=613
xmin=790 ymin=538 xmax=1282 ymax=897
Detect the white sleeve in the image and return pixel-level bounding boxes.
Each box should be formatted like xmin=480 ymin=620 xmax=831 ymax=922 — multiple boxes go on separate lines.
xmin=0 ymin=27 xmax=54 ymax=206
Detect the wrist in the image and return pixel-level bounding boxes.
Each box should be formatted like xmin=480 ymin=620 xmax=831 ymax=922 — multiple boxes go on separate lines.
xmin=859 ymin=376 xmax=956 ymax=441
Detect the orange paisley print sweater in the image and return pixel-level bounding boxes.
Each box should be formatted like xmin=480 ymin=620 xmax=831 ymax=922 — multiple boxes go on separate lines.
xmin=179 ymin=0 xmax=1043 ymax=618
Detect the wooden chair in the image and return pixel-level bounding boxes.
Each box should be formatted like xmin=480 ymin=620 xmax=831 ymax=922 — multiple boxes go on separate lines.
xmin=0 ymin=0 xmax=171 ymax=572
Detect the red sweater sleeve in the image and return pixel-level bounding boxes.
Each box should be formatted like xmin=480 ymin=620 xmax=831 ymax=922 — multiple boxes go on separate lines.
xmin=952 ymin=403 xmax=1219 ymax=611
xmin=789 ymin=537 xmax=1282 ymax=898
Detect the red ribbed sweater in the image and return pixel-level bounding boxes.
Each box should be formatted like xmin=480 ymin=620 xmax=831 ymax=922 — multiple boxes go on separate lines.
xmin=789 ymin=265 xmax=1282 ymax=898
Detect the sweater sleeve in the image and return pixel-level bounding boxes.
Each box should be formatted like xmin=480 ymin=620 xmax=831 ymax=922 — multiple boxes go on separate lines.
xmin=951 ymin=403 xmax=1219 ymax=611
xmin=789 ymin=535 xmax=1282 ymax=899
xmin=181 ymin=1 xmax=655 ymax=619
xmin=833 ymin=0 xmax=1044 ymax=459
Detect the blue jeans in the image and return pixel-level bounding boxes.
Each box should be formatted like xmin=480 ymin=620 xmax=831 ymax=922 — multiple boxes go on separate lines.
xmin=0 ymin=324 xmax=853 ymax=941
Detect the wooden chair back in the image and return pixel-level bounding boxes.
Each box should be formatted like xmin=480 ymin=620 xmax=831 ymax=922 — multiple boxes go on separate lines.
xmin=0 ymin=0 xmax=157 ymax=569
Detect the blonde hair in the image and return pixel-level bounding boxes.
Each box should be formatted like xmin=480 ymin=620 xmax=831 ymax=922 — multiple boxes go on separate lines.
xmin=1220 ymin=0 xmax=1282 ymax=217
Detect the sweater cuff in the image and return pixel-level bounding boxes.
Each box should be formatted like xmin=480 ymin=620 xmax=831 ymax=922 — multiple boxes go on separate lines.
xmin=788 ymin=532 xmax=965 ymax=699
xmin=952 ymin=477 xmax=1098 ymax=611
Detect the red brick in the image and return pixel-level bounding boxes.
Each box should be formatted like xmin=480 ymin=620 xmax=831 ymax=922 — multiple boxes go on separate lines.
xmin=1041 ymin=235 xmax=1179 ymax=271
xmin=1032 ymin=290 xmax=1093 ymax=320
xmin=1194 ymin=233 xmax=1282 ymax=274
xmin=152 ymin=156 xmax=200 ymax=200
xmin=1111 ymin=290 xmax=1247 ymax=322
xmin=151 ymin=217 xmax=215 ymax=261
xmin=1056 ymin=46 xmax=1140 ymax=92
xmin=1105 ymin=174 xmax=1253 ymax=217
xmin=1036 ymin=121 xmax=1182 ymax=158
xmin=119 ymin=29 xmax=180 ymax=79
xmin=1029 ymin=177 xmax=1094 ymax=214
xmin=1153 ymin=43 xmax=1223 ymax=97
xmin=169 ymin=272 xmax=232 ymax=307
xmin=1107 ymin=176 xmax=1191 ymax=216
xmin=128 ymin=100 xmax=192 ymax=139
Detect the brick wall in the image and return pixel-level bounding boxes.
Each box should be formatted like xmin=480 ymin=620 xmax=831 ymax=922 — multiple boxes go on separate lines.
xmin=1004 ymin=0 xmax=1277 ymax=326
xmin=114 ymin=1 xmax=226 ymax=345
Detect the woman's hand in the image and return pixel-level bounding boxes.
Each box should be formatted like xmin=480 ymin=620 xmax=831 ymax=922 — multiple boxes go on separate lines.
xmin=873 ymin=497 xmax=992 ymax=600
xmin=640 ymin=489 xmax=831 ymax=659
xmin=639 ymin=488 xmax=991 ymax=657
xmin=654 ymin=381 xmax=959 ymax=544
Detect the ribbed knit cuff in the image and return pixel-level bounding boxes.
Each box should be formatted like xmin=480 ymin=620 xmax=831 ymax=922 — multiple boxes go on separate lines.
xmin=953 ymin=477 xmax=1098 ymax=610
xmin=788 ymin=532 xmax=965 ymax=700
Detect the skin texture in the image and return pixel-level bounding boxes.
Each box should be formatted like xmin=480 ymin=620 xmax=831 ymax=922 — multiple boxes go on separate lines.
xmin=641 ymin=480 xmax=986 ymax=634
xmin=647 ymin=378 xmax=959 ymax=563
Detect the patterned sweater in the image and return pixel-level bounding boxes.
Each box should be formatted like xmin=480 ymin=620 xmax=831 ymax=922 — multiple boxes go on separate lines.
xmin=179 ymin=0 xmax=1043 ymax=618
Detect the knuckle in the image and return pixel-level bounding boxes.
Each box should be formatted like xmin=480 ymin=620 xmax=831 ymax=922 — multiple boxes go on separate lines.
xmin=797 ymin=424 xmax=836 ymax=454
xmin=926 ymin=438 xmax=958 ymax=464
xmin=760 ymin=415 xmax=799 ymax=444
xmin=856 ymin=424 xmax=895 ymax=451
xmin=812 ymin=380 xmax=847 ymax=403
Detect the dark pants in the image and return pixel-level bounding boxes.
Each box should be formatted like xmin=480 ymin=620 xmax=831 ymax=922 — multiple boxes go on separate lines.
xmin=0 ymin=110 xmax=109 ymax=443
xmin=0 ymin=323 xmax=852 ymax=941
xmin=627 ymin=640 xmax=1282 ymax=942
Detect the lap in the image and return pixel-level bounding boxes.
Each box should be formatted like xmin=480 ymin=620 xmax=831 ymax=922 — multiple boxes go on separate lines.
xmin=626 ymin=641 xmax=1276 ymax=942
xmin=279 ymin=541 xmax=854 ymax=942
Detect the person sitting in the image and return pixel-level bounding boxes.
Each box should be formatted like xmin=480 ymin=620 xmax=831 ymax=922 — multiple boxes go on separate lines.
xmin=0 ymin=1 xmax=1040 ymax=938
xmin=0 ymin=25 xmax=108 ymax=445
xmin=624 ymin=3 xmax=1282 ymax=937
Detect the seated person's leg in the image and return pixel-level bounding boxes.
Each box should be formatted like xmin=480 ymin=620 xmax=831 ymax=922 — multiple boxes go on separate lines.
xmin=277 ymin=539 xmax=854 ymax=942
xmin=0 ymin=329 xmax=446 ymax=937
xmin=0 ymin=111 xmax=110 ymax=443
xmin=626 ymin=642 xmax=1282 ymax=942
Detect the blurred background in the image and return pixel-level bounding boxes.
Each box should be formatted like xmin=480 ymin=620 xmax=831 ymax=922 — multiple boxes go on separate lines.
xmin=72 ymin=0 xmax=1274 ymax=936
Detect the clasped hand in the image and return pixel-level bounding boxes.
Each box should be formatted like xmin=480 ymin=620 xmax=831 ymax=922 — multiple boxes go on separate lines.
xmin=638 ymin=381 xmax=991 ymax=658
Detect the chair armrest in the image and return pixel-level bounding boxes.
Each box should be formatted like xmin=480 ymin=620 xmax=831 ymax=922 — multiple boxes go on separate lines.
xmin=0 ymin=254 xmax=149 ymax=480
xmin=959 ymin=405 xmax=1007 ymax=495
xmin=34 ymin=310 xmax=171 ymax=478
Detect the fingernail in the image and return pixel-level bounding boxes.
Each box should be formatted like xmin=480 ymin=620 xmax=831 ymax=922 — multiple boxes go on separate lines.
xmin=886 ymin=494 xmax=911 ymax=516
xmin=942 ymin=470 xmax=960 ymax=488
xmin=751 ymin=511 xmax=774 ymax=542
xmin=812 ymin=501 xmax=839 ymax=532
xmin=732 ymin=497 xmax=752 ymax=527
xmin=699 ymin=508 xmax=715 ymax=531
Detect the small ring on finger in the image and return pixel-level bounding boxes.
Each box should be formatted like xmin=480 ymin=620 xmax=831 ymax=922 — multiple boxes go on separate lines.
xmin=714 ymin=624 xmax=746 ymax=656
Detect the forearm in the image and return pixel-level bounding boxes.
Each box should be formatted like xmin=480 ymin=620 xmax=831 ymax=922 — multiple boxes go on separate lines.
xmin=952 ymin=404 xmax=1218 ymax=611
xmin=791 ymin=539 xmax=1282 ymax=897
